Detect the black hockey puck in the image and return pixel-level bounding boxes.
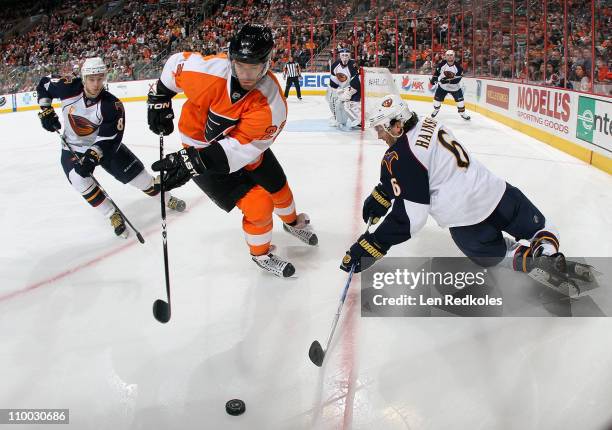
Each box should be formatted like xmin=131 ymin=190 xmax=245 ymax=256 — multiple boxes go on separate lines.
xmin=225 ymin=399 xmax=246 ymax=416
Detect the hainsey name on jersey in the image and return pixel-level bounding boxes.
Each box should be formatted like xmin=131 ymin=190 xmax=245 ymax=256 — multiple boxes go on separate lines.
xmin=433 ymin=61 xmax=464 ymax=92
xmin=36 ymin=76 xmax=125 ymax=154
xmin=373 ymin=117 xmax=506 ymax=247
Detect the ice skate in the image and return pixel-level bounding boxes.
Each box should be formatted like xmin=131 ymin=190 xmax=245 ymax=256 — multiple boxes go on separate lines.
xmin=283 ymin=213 xmax=318 ymax=246
xmin=252 ymin=245 xmax=295 ymax=278
xmin=109 ymin=210 xmax=129 ymax=239
xmin=565 ymin=259 xmax=599 ymax=283
xmin=459 ymin=111 xmax=471 ymax=120
xmin=167 ymin=195 xmax=186 ymax=212
xmin=527 ymin=253 xmax=580 ymax=297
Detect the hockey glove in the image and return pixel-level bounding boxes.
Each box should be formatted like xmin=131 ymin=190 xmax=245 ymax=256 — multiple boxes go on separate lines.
xmin=151 ymin=146 xmax=206 ymax=191
xmin=340 ymin=232 xmax=388 ymax=273
xmin=363 ymin=184 xmax=392 ymax=225
xmin=74 ymin=148 xmax=101 ymax=178
xmin=147 ymin=92 xmax=175 ymax=135
xmin=439 ymin=77 xmax=450 ymax=84
xmin=429 ymin=76 xmax=438 ymax=85
xmin=38 ymin=107 xmax=61 ymax=132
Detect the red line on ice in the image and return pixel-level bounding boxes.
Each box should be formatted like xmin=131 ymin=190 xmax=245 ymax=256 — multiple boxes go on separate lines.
xmin=0 ymin=196 xmax=206 ymax=303
xmin=340 ymin=133 xmax=366 ymax=429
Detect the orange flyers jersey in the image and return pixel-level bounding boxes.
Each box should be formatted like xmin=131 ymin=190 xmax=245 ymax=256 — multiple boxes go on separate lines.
xmin=160 ymin=52 xmax=287 ymax=173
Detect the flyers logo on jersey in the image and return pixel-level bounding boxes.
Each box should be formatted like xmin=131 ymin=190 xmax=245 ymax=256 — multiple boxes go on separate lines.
xmin=382 ymin=151 xmax=399 ymax=174
xmin=205 ymin=109 xmax=239 ymax=142
xmin=382 ymin=98 xmax=394 ymax=108
xmin=68 ymin=107 xmax=99 ymax=136
xmin=336 ymin=73 xmax=348 ymax=82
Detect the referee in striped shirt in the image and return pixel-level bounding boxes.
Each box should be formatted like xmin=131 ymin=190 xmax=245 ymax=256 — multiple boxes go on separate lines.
xmin=283 ymin=56 xmax=302 ymax=100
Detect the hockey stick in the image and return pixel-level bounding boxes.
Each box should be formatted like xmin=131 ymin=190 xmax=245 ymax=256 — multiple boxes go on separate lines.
xmin=308 ymin=218 xmax=373 ymax=367
xmin=56 ymin=131 xmax=145 ymax=244
xmin=153 ymin=134 xmax=172 ymax=323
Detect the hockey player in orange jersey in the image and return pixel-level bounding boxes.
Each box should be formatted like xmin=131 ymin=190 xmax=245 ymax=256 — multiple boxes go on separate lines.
xmin=147 ymin=24 xmax=317 ymax=277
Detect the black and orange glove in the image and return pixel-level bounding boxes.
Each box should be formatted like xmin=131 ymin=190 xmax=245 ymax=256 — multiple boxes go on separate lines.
xmin=362 ymin=184 xmax=392 ymax=225
xmin=340 ymin=232 xmax=388 ymax=273
xmin=38 ymin=106 xmax=61 ymax=132
xmin=74 ymin=148 xmax=101 ymax=177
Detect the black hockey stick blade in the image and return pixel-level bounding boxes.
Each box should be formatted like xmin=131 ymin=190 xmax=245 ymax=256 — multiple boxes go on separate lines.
xmin=153 ymin=299 xmax=171 ymax=323
xmin=309 ymin=340 xmax=325 ymax=367
xmin=136 ymin=232 xmax=145 ymax=244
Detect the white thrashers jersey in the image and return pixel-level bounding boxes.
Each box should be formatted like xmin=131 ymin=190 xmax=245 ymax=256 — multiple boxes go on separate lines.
xmin=36 ymin=76 xmax=125 ymax=154
xmin=432 ymin=61 xmax=464 ymax=92
xmin=159 ymin=52 xmax=287 ymax=174
xmin=373 ymin=116 xmax=506 ymax=247
xmin=329 ymin=59 xmax=359 ymax=90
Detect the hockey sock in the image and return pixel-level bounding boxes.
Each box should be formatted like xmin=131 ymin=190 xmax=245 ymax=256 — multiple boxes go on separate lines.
xmin=271 ymin=183 xmax=297 ymax=224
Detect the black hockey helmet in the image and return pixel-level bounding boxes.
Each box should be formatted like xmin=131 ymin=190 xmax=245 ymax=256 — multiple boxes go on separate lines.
xmin=229 ymin=24 xmax=274 ymax=64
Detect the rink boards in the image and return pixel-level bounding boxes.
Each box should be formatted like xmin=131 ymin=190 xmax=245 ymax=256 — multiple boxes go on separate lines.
xmin=2 ymin=73 xmax=610 ymax=174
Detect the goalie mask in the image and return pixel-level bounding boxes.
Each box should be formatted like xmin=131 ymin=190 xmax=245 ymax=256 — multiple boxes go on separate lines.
xmin=339 ymin=48 xmax=351 ymax=66
xmin=368 ymin=94 xmax=413 ymax=138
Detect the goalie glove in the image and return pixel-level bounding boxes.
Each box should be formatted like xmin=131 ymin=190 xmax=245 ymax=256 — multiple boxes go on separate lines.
xmin=340 ymin=232 xmax=389 ymax=273
xmin=337 ymin=86 xmax=356 ymax=102
xmin=151 ymin=146 xmax=206 ymax=191
xmin=362 ymin=184 xmax=392 ymax=225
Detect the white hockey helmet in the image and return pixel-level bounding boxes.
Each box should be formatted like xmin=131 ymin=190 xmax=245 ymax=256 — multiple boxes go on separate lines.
xmin=81 ymin=57 xmax=107 ymax=79
xmin=445 ymin=50 xmax=455 ymax=62
xmin=368 ymin=94 xmax=413 ymax=136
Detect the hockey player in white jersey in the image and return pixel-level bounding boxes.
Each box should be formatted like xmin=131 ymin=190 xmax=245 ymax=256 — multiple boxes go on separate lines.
xmin=430 ymin=50 xmax=470 ymax=120
xmin=340 ymin=95 xmax=593 ymax=295
xmin=36 ymin=57 xmax=186 ymax=238
xmin=326 ymin=48 xmax=361 ymax=129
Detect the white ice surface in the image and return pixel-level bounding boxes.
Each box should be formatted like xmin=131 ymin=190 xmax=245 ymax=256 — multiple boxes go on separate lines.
xmin=1 ymin=97 xmax=611 ymax=430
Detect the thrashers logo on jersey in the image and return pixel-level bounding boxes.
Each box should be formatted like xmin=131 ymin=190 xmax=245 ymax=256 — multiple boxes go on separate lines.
xmin=382 ymin=151 xmax=399 ymax=174
xmin=336 ymin=73 xmax=348 ymax=82
xmin=68 ymin=107 xmax=99 ymax=136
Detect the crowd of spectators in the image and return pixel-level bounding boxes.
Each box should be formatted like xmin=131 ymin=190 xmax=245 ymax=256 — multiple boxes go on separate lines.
xmin=0 ymin=0 xmax=609 ymax=96
xmin=0 ymin=0 xmax=201 ymax=94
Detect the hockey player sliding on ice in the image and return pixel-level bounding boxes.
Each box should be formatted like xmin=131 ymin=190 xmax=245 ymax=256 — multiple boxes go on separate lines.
xmin=327 ymin=48 xmax=361 ymax=129
xmin=430 ymin=50 xmax=470 ymax=120
xmin=340 ymin=95 xmax=594 ymax=296
xmin=36 ymin=57 xmax=186 ymax=238
xmin=147 ymin=24 xmax=317 ymax=278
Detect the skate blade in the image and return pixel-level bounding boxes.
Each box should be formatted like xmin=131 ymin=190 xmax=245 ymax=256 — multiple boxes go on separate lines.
xmin=283 ymin=224 xmax=318 ymax=246
xmin=528 ymin=268 xmax=581 ymax=298
xmin=567 ymin=262 xmax=601 ymax=282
